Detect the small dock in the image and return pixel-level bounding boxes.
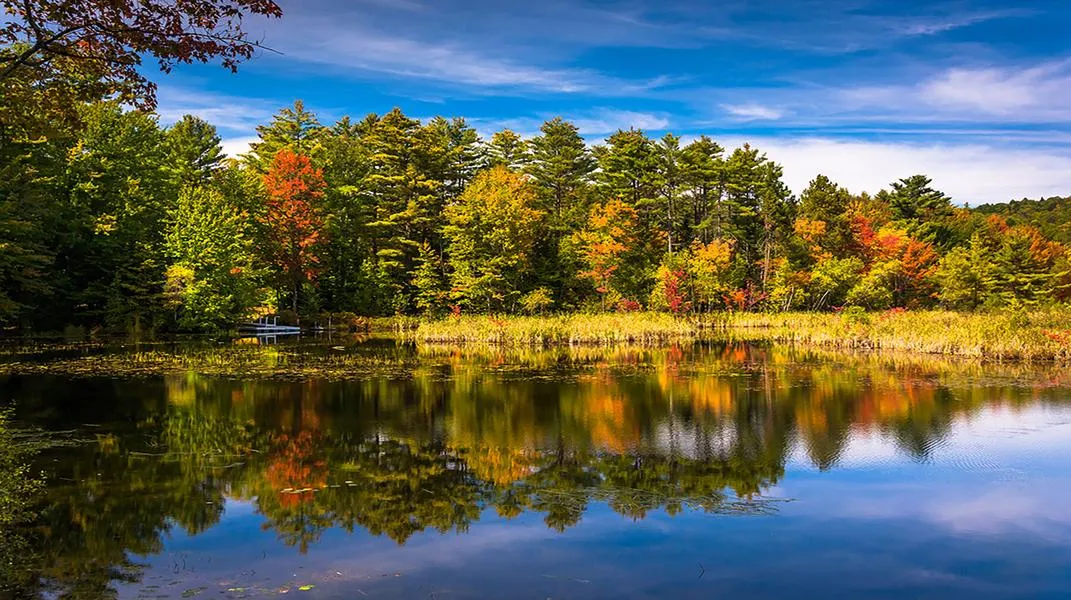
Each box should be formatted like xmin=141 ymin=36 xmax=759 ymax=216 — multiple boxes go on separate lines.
xmin=238 ymin=316 xmax=301 ymax=335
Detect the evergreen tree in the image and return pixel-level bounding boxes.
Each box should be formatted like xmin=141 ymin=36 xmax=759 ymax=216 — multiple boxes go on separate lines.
xmin=526 ymin=117 xmax=595 ymax=223
xmin=487 ymin=129 xmax=529 ymax=170
xmin=799 ymin=174 xmax=852 ymax=257
xmin=412 ymin=241 xmax=448 ymax=316
xmin=361 ymin=108 xmax=441 ymax=312
xmin=655 ymin=133 xmax=685 ymax=254
xmin=245 ymin=100 xmax=324 ymax=172
xmin=165 ymin=115 xmax=224 ymax=186
xmin=594 ymin=128 xmax=659 ymax=209
xmin=318 ymin=117 xmax=377 ymax=313
xmin=62 ymin=102 xmax=176 ymax=331
xmin=935 ymin=234 xmax=996 ymax=309
xmin=680 ymin=135 xmax=725 ymax=242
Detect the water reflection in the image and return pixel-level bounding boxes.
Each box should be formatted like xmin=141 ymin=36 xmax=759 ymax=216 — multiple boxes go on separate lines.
xmin=2 ymin=341 xmax=1070 ymax=598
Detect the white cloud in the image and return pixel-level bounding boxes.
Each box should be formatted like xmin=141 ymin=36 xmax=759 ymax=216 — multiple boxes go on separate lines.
xmin=722 ymin=104 xmax=783 ymax=121
xmin=571 ymin=109 xmax=671 ymax=134
xmin=221 ymin=136 xmax=259 ymax=158
xmin=919 ymin=62 xmax=1071 ymax=117
xmin=893 ymin=10 xmax=1026 ymax=37
xmin=155 ymin=86 xmax=278 ymax=136
xmin=718 ymin=136 xmax=1071 ymax=205
xmin=263 ymin=17 xmax=668 ymax=96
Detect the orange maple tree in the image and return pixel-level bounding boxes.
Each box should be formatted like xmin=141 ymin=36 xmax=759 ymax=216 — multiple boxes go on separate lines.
xmin=262 ymin=149 xmax=326 ymax=313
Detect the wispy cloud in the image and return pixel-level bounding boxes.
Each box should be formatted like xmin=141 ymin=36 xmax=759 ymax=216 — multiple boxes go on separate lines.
xmin=892 ymin=9 xmax=1030 ymax=36
xmin=272 ymin=27 xmax=669 ymax=96
xmin=718 ymin=136 xmax=1071 ymax=205
xmin=919 ymin=61 xmax=1071 ymax=116
xmin=155 ymin=85 xmax=279 ymax=136
xmin=722 ymin=104 xmax=783 ymax=120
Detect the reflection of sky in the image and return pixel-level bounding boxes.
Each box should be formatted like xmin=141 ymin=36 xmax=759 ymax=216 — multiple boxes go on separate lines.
xmin=123 ymin=404 xmax=1071 ymax=599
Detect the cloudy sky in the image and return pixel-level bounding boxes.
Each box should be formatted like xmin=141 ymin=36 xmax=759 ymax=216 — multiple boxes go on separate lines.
xmin=158 ymin=0 xmax=1071 ymax=205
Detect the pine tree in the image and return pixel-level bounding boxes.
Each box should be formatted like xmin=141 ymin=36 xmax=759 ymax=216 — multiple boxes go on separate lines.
xmin=526 ymin=117 xmax=595 ymax=223
xmin=361 ymin=108 xmax=441 ymax=312
xmin=799 ymin=174 xmax=852 ymax=257
xmin=165 ymin=115 xmax=224 ymax=186
xmin=680 ymin=135 xmax=725 ymax=242
xmin=487 ymin=129 xmax=529 ymax=170
xmin=655 ymin=133 xmax=684 ymax=253
xmin=245 ymin=100 xmax=324 ymax=172
xmin=412 ymin=241 xmax=448 ymax=316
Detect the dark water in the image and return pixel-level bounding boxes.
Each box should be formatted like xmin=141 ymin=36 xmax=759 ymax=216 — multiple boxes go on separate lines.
xmin=2 ymin=339 xmax=1071 ymax=599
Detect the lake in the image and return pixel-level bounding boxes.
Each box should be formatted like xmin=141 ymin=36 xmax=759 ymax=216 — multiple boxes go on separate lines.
xmin=2 ymin=338 xmax=1071 ymax=599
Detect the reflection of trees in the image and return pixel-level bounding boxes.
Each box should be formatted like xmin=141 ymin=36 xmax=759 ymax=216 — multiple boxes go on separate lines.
xmin=2 ymin=340 xmax=1069 ymax=596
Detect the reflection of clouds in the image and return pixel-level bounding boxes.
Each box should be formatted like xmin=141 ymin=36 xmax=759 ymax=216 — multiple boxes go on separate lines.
xmin=923 ymin=488 xmax=1071 ymax=537
xmin=788 ymin=404 xmax=1071 ymax=471
xmin=313 ymin=512 xmax=557 ymax=579
xmin=790 ymin=473 xmax=1071 ymax=542
xmin=779 ymin=404 xmax=1071 ymax=541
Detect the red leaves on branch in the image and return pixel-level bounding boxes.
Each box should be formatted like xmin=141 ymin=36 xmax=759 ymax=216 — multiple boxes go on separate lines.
xmin=1 ymin=0 xmax=283 ymax=108
xmin=661 ymin=268 xmax=691 ymax=314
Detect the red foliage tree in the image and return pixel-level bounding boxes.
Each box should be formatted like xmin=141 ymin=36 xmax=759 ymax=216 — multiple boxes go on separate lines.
xmin=262 ymin=149 xmax=326 ymax=313
xmin=662 ymin=268 xmax=691 ymax=314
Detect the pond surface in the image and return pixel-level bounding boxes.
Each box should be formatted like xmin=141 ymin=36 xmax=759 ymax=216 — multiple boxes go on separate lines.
xmin=2 ymin=338 xmax=1071 ymax=599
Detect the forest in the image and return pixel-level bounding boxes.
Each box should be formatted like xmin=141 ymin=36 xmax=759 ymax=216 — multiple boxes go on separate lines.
xmin=3 ymin=98 xmax=1070 ymax=333
xmin=1 ymin=1 xmax=1069 ymax=334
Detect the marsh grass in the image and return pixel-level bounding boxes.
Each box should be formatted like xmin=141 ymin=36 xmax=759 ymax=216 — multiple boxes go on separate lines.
xmin=415 ymin=309 xmax=1071 ymax=362
xmin=416 ymin=312 xmax=697 ymax=345
xmin=719 ymin=309 xmax=1071 ymax=362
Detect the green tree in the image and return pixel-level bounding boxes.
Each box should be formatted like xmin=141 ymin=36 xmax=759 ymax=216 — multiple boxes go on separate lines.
xmin=655 ymin=133 xmax=685 ymax=253
xmin=361 ymin=108 xmax=442 ymax=312
xmin=680 ymin=135 xmax=725 ymax=242
xmin=165 ymin=115 xmax=225 ymax=186
xmin=412 ymin=241 xmax=448 ymax=316
xmin=934 ymin=234 xmax=996 ymax=309
xmin=798 ymin=174 xmax=852 ymax=257
xmin=443 ymin=166 xmax=544 ymax=311
xmin=809 ymin=257 xmax=863 ymax=309
xmin=487 ymin=129 xmax=529 ymax=170
xmin=594 ymin=128 xmax=659 ymax=210
xmin=526 ymin=117 xmax=595 ymax=224
xmin=61 ymin=102 xmax=176 ymax=331
xmin=245 ymin=100 xmax=324 ymax=172
xmin=164 ymin=186 xmax=265 ymax=329
xmin=992 ymin=227 xmax=1055 ymax=306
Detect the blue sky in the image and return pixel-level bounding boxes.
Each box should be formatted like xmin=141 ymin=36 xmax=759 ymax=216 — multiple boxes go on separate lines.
xmin=157 ymin=0 xmax=1071 ymax=204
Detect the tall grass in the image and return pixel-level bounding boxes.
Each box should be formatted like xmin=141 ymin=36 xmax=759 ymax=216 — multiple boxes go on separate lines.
xmin=415 ymin=309 xmax=1071 ymax=361
xmin=415 ymin=312 xmax=696 ymax=345
xmin=714 ymin=309 xmax=1071 ymax=362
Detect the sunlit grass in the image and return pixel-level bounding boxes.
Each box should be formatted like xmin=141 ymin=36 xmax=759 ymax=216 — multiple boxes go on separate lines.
xmin=718 ymin=309 xmax=1071 ymax=362
xmin=415 ymin=309 xmax=1071 ymax=361
xmin=415 ymin=312 xmax=697 ymax=345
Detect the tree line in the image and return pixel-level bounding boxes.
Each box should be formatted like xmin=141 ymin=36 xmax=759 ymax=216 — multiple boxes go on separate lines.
xmin=2 ymin=99 xmax=1070 ymax=332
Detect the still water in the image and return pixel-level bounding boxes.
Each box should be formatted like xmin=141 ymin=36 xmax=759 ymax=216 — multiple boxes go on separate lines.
xmin=2 ymin=339 xmax=1071 ymax=599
